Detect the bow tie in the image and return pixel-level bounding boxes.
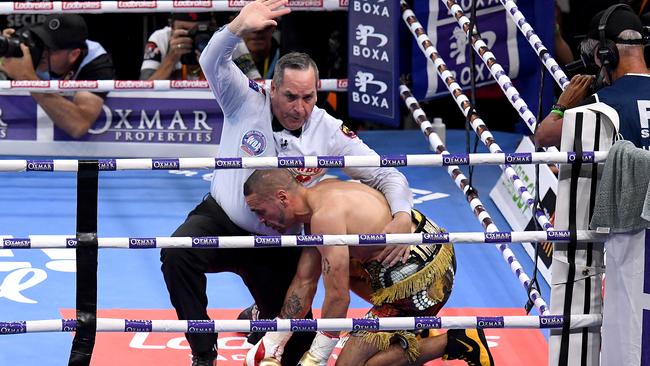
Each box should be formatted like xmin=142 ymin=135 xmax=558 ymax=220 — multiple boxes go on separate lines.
xmin=272 ymin=116 xmax=302 ymax=137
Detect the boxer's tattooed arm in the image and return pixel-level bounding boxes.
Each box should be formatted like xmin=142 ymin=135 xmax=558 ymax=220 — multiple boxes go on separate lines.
xmin=322 ymin=258 xmax=331 ymax=274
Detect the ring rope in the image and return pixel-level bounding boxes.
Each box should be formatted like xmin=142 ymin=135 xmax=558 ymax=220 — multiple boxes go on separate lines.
xmin=0 ymin=230 xmax=608 ymax=249
xmin=398 ymin=81 xmax=551 ymax=315
xmin=0 ymin=314 xmax=602 ymax=335
xmin=442 ymin=0 xmax=547 ymax=136
xmin=0 ymin=1 xmax=346 ymax=14
xmin=0 ymin=151 xmax=610 ymax=172
xmin=401 ymin=2 xmax=553 ymax=232
xmin=499 ymin=0 xmax=571 ymax=90
xmin=0 ymin=79 xmax=346 ymax=93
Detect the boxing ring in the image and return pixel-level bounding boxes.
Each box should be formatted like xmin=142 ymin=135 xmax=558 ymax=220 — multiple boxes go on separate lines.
xmin=0 ymin=1 xmax=614 ymax=366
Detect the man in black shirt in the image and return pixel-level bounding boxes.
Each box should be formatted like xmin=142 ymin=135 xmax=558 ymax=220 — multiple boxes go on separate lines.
xmin=0 ymin=14 xmax=114 ymax=138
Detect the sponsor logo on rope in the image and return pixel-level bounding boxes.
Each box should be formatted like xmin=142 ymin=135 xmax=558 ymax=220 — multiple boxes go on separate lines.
xmin=442 ymin=154 xmax=470 ymax=166
xmin=414 ymin=317 xmax=441 ymax=329
xmin=422 ymin=232 xmax=449 ymax=244
xmin=296 ymin=235 xmax=323 ymax=246
xmin=477 ymin=316 xmax=505 ymax=328
xmin=566 ymin=152 xmax=594 ymax=163
xmin=254 ymin=236 xmax=281 ymax=247
xmin=128 ymin=238 xmax=157 ymax=248
xmin=546 ymin=230 xmax=571 ymax=241
xmin=380 ymin=155 xmax=406 ymax=167
xmin=505 ymin=153 xmax=532 ymax=164
xmin=152 ymin=159 xmax=180 ymax=170
xmin=484 ymin=232 xmax=512 ymax=243
xmin=250 ymin=320 xmax=277 ymax=332
xmin=170 ymin=80 xmax=209 ymax=89
xmin=58 ymin=80 xmax=99 ymax=89
xmin=2 ymin=239 xmax=30 ymax=249
xmin=11 ymin=80 xmax=50 ymax=88
xmin=66 ymin=238 xmax=77 ymax=248
xmin=240 ymin=130 xmax=267 ymax=156
xmin=352 ymin=318 xmax=379 ymax=330
xmin=173 ymin=0 xmax=212 ymax=7
xmin=191 ymin=237 xmax=219 ymax=248
xmin=214 ymin=158 xmax=242 ymax=169
xmin=187 ymin=320 xmax=214 ymax=333
xmin=115 ymin=80 xmax=155 ymax=89
xmin=359 ymin=234 xmax=386 ymax=244
xmin=13 ymin=2 xmax=53 ymax=10
xmin=98 ymin=159 xmax=117 ymax=171
xmin=26 ymin=160 xmax=54 ymax=171
xmin=62 ymin=319 xmax=76 ymax=332
xmin=317 ymin=156 xmax=344 ymax=168
xmin=337 ymin=79 xmax=348 ymax=88
xmin=125 ymin=320 xmax=153 ymax=332
xmin=290 ymin=319 xmax=318 ymax=332
xmin=539 ymin=315 xmax=563 ymax=328
xmin=62 ymin=1 xmax=102 ymax=10
xmin=277 ymin=157 xmax=305 ymax=168
xmin=0 ymin=321 xmax=26 ymax=334
xmin=117 ymin=1 xmax=157 ymax=8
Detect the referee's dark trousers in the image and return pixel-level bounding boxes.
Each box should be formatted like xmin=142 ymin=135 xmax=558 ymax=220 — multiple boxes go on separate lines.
xmin=160 ymin=194 xmax=315 ymax=364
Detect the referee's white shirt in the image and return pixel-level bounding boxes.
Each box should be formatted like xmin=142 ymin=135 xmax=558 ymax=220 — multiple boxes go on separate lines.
xmin=200 ymin=27 xmax=412 ymax=235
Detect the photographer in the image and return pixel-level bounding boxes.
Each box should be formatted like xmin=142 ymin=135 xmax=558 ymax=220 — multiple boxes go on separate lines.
xmin=536 ymin=4 xmax=650 ymax=150
xmin=140 ymin=12 xmax=212 ymax=81
xmin=0 ymin=14 xmax=115 ymax=139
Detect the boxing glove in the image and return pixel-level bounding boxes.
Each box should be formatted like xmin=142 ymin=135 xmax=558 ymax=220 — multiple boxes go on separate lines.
xmin=297 ymin=332 xmax=339 ymax=366
xmin=244 ymin=330 xmax=292 ymax=366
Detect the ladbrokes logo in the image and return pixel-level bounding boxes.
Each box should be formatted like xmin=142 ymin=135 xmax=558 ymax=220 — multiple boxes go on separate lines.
xmin=62 ymin=1 xmax=102 ymax=10
xmin=114 ymin=80 xmax=154 ymax=89
xmin=337 ymin=79 xmax=348 ymax=88
xmin=117 ymin=1 xmax=157 ymax=8
xmin=11 ymin=80 xmax=50 ymax=88
xmin=286 ymin=0 xmax=323 ymax=7
xmin=14 ymin=2 xmax=54 ymax=10
xmin=170 ymin=80 xmax=209 ymax=89
xmin=339 ymin=0 xmax=349 ymax=6
xmin=173 ymin=0 xmax=212 ymax=7
xmin=352 ymin=71 xmax=389 ymax=109
xmin=59 ymin=80 xmax=99 ymax=89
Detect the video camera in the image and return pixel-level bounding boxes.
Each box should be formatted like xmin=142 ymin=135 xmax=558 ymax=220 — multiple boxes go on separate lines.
xmin=0 ymin=27 xmax=44 ymax=68
xmin=181 ymin=23 xmax=217 ymax=65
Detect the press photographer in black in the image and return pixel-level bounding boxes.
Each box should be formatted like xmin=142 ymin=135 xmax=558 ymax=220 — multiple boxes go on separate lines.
xmin=0 ymin=14 xmax=114 ymax=138
xmin=140 ymin=12 xmax=220 ymax=81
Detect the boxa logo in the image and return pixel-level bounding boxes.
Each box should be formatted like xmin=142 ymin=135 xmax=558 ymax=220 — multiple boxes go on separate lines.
xmin=355 ymin=25 xmax=388 ymax=47
xmin=353 ymin=24 xmax=389 ymax=62
xmin=352 ymin=0 xmax=389 ymax=17
xmin=352 ymin=71 xmax=389 ymax=109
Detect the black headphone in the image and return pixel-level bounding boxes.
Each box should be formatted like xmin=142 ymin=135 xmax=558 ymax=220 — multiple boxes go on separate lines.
xmin=596 ymin=4 xmax=631 ymax=71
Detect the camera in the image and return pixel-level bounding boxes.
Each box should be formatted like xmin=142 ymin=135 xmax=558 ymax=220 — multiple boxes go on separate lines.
xmin=0 ymin=27 xmax=44 ymax=68
xmin=181 ymin=23 xmax=216 ymax=65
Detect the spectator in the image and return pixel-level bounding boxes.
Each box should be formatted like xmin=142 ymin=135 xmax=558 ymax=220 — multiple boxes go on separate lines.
xmin=0 ymin=14 xmax=115 ymax=138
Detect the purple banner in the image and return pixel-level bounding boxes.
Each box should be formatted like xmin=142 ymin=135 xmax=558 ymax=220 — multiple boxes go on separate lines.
xmin=290 ymin=319 xmax=318 ymax=332
xmin=125 ymin=320 xmax=153 ymax=332
xmin=442 ymin=154 xmax=470 ymax=166
xmin=98 ymin=159 xmax=117 ymax=171
xmin=484 ymin=232 xmax=512 ymax=243
xmin=546 ymin=230 xmax=571 ymax=241
xmin=152 ymin=159 xmax=180 ymax=170
xmin=26 ymin=160 xmax=54 ymax=171
xmin=277 ymin=156 xmax=305 ymax=168
xmin=62 ymin=319 xmax=77 ymax=332
xmin=128 ymin=238 xmax=157 ymax=249
xmin=0 ymin=321 xmax=26 ymax=334
xmin=0 ymin=95 xmax=37 ymax=140
xmin=296 ymin=235 xmax=324 ymax=246
xmin=66 ymin=238 xmax=77 ymax=248
xmin=2 ymin=238 xmax=30 ymax=249
xmin=250 ymin=320 xmax=277 ymax=332
xmin=505 ymin=153 xmax=533 ymax=164
xmin=414 ymin=316 xmax=441 ymax=329
xmin=476 ymin=316 xmax=505 ymax=328
xmin=254 ymin=236 xmax=282 ymax=247
xmin=422 ymin=232 xmax=450 ymax=244
xmin=54 ymin=96 xmax=223 ymax=143
xmin=215 ymin=158 xmax=243 ymax=169
xmin=348 ymin=0 xmax=399 ymax=126
xmin=358 ymin=234 xmax=386 ymax=245
xmin=379 ymin=155 xmax=407 ymax=167
xmin=191 ymin=237 xmax=219 ymax=248
xmin=352 ymin=318 xmax=379 ymax=331
xmin=643 ymin=309 xmax=650 ymax=365
xmin=187 ymin=320 xmax=215 ymax=333
xmin=539 ymin=315 xmax=564 ymax=328
xmin=317 ymin=156 xmax=345 ymax=168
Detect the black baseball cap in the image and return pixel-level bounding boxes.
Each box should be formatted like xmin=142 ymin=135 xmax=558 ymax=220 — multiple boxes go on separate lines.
xmin=586 ymin=5 xmax=644 ymax=42
xmin=30 ymin=14 xmax=88 ymax=50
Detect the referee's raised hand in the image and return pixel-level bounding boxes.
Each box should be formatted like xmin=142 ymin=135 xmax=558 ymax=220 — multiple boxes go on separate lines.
xmin=228 ymin=0 xmax=291 ymax=38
